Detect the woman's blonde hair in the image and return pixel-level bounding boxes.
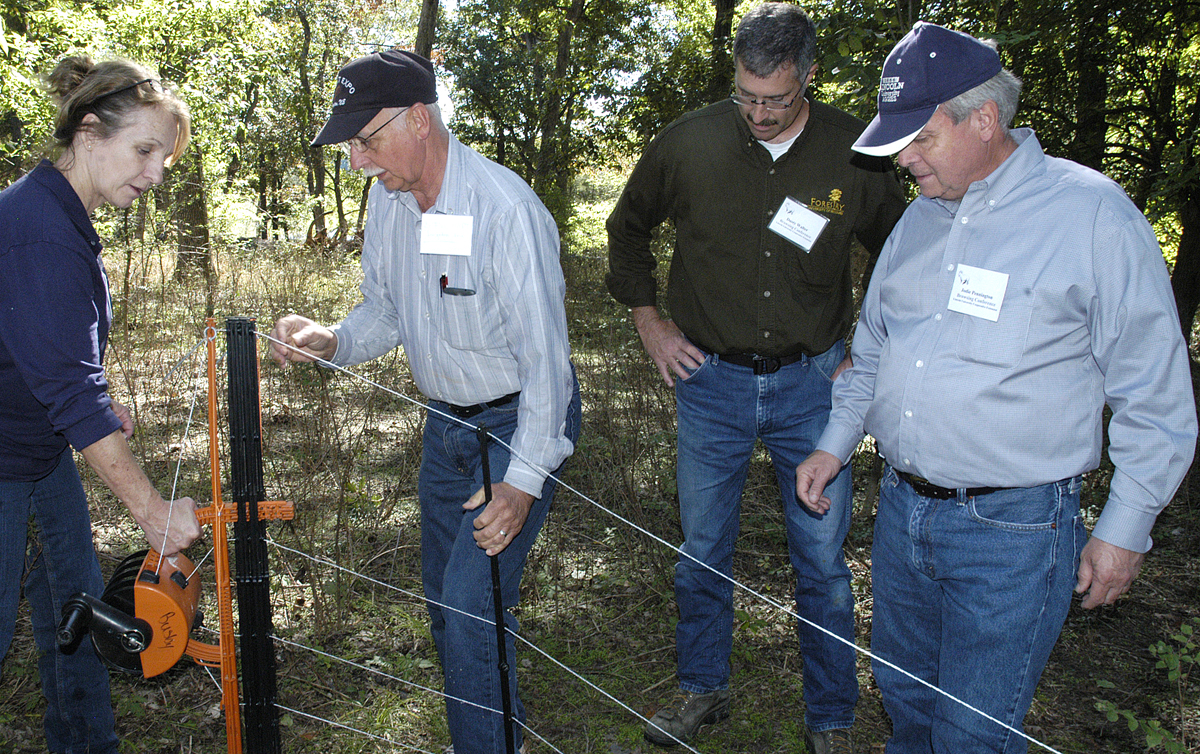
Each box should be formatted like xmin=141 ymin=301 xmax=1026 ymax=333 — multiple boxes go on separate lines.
xmin=45 ymin=55 xmax=191 ymax=166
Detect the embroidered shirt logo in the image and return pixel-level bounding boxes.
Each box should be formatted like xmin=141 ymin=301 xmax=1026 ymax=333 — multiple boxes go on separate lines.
xmin=809 ymin=189 xmax=845 ymax=216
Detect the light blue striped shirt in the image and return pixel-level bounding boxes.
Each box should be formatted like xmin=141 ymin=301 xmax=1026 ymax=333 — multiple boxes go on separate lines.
xmin=330 ymin=134 xmax=575 ymax=497
xmin=819 ymin=129 xmax=1196 ymax=552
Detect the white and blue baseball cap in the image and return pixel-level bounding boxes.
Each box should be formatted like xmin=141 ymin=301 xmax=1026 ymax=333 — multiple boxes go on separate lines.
xmin=853 ymin=22 xmax=1002 ymax=156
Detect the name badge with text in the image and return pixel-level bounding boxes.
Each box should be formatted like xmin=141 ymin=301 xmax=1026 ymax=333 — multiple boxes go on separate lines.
xmin=420 ymin=213 xmax=473 ymax=257
xmin=768 ymin=196 xmax=829 ymax=252
xmin=947 ymin=264 xmax=1008 ymax=322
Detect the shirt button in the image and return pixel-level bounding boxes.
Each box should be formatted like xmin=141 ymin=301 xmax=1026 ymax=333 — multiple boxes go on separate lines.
xmin=915 ymin=360 xmax=924 ymax=368
xmin=960 ymin=217 xmax=969 ymax=224
xmin=905 ymin=410 xmax=913 ymax=418
xmin=989 ymin=199 xmax=996 ymax=207
xmin=763 ymin=331 xmax=771 ymax=338
xmin=947 ymin=264 xmax=955 ymax=271
xmin=768 ymin=168 xmax=776 ymax=175
xmin=935 ymin=313 xmax=942 ymax=321
xmin=903 ymin=458 xmax=911 ymax=466
xmin=763 ymin=290 xmax=771 ymax=298
xmin=764 ymin=251 xmax=771 ymax=257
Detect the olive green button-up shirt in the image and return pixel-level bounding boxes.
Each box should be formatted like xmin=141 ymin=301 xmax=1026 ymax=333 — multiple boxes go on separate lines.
xmin=606 ymin=99 xmax=907 ymax=357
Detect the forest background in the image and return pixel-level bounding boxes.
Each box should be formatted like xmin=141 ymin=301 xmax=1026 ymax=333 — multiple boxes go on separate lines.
xmin=1 ymin=0 xmax=1199 ymax=752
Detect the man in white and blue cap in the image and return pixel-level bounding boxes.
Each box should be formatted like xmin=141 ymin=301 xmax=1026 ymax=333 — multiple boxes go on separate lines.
xmin=796 ymin=21 xmax=1196 ymax=753
xmin=270 ymin=49 xmax=578 ymax=754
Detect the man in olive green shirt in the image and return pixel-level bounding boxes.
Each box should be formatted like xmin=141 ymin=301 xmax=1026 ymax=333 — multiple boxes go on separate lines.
xmin=606 ymin=4 xmax=905 ymax=751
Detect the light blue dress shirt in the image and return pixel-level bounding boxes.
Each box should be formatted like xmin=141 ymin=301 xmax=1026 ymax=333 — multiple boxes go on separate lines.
xmin=330 ymin=135 xmax=575 ymax=498
xmin=819 ymin=129 xmax=1196 ymax=552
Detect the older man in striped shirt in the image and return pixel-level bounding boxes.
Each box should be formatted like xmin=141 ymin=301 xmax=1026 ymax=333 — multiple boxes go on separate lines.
xmin=270 ymin=49 xmax=578 ymax=754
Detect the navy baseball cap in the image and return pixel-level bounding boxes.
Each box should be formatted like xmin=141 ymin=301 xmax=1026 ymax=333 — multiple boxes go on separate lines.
xmin=852 ymin=22 xmax=1001 ymax=156
xmin=312 ymin=49 xmax=438 ymax=146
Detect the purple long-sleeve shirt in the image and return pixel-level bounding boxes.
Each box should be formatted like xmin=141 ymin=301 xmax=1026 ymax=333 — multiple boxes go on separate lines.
xmin=0 ymin=160 xmax=122 ymax=480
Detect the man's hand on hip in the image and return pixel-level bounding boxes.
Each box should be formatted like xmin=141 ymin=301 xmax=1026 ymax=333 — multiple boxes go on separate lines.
xmin=1076 ymin=537 xmax=1145 ymax=609
xmin=631 ymin=306 xmax=706 ymax=387
xmin=466 ymin=482 xmax=535 ymax=556
xmin=795 ymin=450 xmax=843 ymax=515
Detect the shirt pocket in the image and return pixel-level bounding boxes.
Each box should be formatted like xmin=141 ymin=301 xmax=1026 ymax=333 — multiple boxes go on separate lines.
xmin=786 ymin=220 xmax=850 ymax=292
xmin=953 ymin=288 xmax=1033 ymax=369
xmin=436 ymin=289 xmax=498 ymax=352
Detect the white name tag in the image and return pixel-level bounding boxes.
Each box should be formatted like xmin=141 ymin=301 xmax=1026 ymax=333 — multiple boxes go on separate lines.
xmin=420 ymin=213 xmax=473 ymax=256
xmin=768 ymin=196 xmax=829 ymax=252
xmin=947 ymin=264 xmax=1009 ymax=321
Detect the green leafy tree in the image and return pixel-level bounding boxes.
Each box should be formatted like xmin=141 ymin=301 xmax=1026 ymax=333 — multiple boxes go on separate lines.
xmin=440 ymin=0 xmax=655 ymax=223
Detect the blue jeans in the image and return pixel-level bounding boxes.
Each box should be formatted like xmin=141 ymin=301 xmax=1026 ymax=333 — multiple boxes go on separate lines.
xmin=872 ymin=465 xmax=1085 ymax=753
xmin=674 ymin=340 xmax=856 ymax=731
xmin=0 ymin=452 xmax=119 ymax=754
xmin=420 ymin=375 xmax=581 ymax=754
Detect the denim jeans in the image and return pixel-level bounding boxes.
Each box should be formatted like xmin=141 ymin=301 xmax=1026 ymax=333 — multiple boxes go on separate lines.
xmin=872 ymin=465 xmax=1085 ymax=754
xmin=420 ymin=374 xmax=581 ymax=754
xmin=674 ymin=340 xmax=856 ymax=730
xmin=0 ymin=452 xmax=119 ymax=754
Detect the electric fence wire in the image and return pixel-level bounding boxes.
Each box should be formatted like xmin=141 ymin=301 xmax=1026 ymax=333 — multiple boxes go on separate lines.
xmin=267 ymin=539 xmax=693 ymax=754
xmin=225 ymin=331 xmax=1065 ymax=753
xmin=198 ymin=618 xmax=567 ymax=754
xmin=157 ymin=334 xmax=210 ymax=576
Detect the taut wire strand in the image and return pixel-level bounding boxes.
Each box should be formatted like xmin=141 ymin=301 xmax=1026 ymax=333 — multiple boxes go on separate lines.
xmin=257 ymin=332 xmax=1064 ymax=754
xmin=268 ymin=539 xmax=702 ymax=753
xmin=268 ymin=539 xmax=493 ymax=628
xmin=275 ymin=704 xmax=437 ymax=753
xmin=158 ymin=335 xmax=207 ymax=575
xmin=272 ymin=635 xmax=499 ymax=718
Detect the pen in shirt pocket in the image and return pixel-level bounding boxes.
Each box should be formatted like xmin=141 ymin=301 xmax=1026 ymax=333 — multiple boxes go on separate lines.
xmin=440 ymin=273 xmax=475 ymax=296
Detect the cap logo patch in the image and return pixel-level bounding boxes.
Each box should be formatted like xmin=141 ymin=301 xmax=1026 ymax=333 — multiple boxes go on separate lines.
xmin=880 ymin=76 xmax=904 ymax=103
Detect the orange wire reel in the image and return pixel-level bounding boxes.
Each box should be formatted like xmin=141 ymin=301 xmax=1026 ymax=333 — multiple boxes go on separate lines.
xmin=57 ymin=546 xmax=222 ymax=678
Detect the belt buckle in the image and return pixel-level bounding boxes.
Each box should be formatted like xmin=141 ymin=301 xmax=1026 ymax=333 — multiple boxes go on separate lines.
xmin=448 ymin=403 xmax=481 ymax=419
xmin=754 ymin=356 xmax=781 ymax=375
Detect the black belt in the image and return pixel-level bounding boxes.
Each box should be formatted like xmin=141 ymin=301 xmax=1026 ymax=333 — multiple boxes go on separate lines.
xmin=446 ymin=392 xmax=519 ymax=419
xmin=717 ymin=351 xmax=806 ymax=375
xmin=896 ymin=470 xmax=1005 ymax=500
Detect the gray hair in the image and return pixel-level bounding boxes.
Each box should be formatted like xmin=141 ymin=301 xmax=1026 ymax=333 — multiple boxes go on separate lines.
xmin=942 ymin=68 xmax=1023 ymax=131
xmin=733 ymin=3 xmax=816 ymax=80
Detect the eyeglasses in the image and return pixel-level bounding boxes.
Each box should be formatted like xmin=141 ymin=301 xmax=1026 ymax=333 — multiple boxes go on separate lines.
xmin=340 ymin=108 xmax=407 ymax=155
xmin=730 ymin=88 xmax=803 ymax=112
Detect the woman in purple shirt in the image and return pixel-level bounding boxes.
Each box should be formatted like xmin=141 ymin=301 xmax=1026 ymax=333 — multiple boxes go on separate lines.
xmin=0 ymin=55 xmax=201 ymax=752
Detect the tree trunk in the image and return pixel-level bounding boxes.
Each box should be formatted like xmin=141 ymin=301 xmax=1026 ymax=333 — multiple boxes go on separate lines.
xmin=415 ymin=0 xmax=440 ymax=59
xmin=172 ymin=148 xmax=215 ymax=314
xmin=133 ymin=192 xmax=148 ymax=243
xmin=297 ymin=9 xmax=328 ymax=250
xmin=333 ymin=156 xmax=347 ymax=245
xmin=1069 ymin=0 xmax=1108 ymax=171
xmin=707 ymin=0 xmax=737 ymax=104
xmin=354 ymin=178 xmax=372 ymax=250
xmin=532 ymin=0 xmax=585 ymax=219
